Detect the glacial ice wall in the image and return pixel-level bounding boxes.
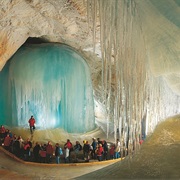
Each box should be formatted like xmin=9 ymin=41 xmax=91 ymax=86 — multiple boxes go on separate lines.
xmin=0 ymin=44 xmax=95 ymax=133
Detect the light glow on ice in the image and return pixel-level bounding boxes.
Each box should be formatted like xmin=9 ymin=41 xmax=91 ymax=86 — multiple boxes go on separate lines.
xmin=0 ymin=43 xmax=95 ymax=133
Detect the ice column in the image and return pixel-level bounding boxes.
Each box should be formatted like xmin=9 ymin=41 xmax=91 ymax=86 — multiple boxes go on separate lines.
xmin=0 ymin=44 xmax=95 ymax=133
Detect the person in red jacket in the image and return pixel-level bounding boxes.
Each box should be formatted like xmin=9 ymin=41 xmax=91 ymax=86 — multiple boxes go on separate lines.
xmin=96 ymin=143 xmax=104 ymax=161
xmin=3 ymin=134 xmax=12 ymax=151
xmin=46 ymin=141 xmax=54 ymax=163
xmin=64 ymin=139 xmax=73 ymax=162
xmin=28 ymin=115 xmax=36 ymax=134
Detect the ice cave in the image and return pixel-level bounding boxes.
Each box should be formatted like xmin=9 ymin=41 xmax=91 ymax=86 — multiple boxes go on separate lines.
xmin=0 ymin=0 xmax=180 ymax=179
xmin=0 ymin=0 xmax=179 ymax=144
xmin=0 ymin=0 xmax=179 ymax=147
xmin=0 ymin=43 xmax=95 ymax=133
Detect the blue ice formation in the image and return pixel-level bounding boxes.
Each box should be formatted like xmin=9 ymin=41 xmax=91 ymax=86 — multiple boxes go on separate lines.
xmin=0 ymin=44 xmax=95 ymax=133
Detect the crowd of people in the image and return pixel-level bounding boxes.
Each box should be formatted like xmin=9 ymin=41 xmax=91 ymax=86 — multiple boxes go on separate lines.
xmin=0 ymin=123 xmax=125 ymax=164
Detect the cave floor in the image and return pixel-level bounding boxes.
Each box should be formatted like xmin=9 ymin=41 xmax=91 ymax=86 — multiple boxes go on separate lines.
xmin=0 ymin=147 xmax=121 ymax=180
xmin=1 ymin=116 xmax=180 ymax=179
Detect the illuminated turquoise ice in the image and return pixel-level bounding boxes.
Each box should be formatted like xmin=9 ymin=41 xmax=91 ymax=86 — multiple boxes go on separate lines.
xmin=0 ymin=44 xmax=95 ymax=133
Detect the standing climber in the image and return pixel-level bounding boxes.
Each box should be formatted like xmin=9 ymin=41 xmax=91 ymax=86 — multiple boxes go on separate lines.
xmin=28 ymin=115 xmax=36 ymax=134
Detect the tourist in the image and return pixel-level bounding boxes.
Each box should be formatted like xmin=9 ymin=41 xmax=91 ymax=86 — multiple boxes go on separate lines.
xmin=91 ymin=138 xmax=97 ymax=159
xmin=23 ymin=141 xmax=31 ymax=161
xmin=102 ymin=140 xmax=108 ymax=160
xmin=33 ymin=142 xmax=41 ymax=162
xmin=3 ymin=133 xmax=11 ymax=151
xmin=74 ymin=141 xmax=82 ymax=161
xmin=46 ymin=141 xmax=53 ymax=163
xmin=109 ymin=144 xmax=115 ymax=159
xmin=64 ymin=139 xmax=73 ymax=162
xmin=83 ymin=140 xmax=91 ymax=161
xmin=55 ymin=143 xmax=61 ymax=164
xmin=96 ymin=143 xmax=103 ymax=161
xmin=28 ymin=115 xmax=36 ymax=134
xmin=26 ymin=138 xmax=32 ymax=154
xmin=114 ymin=138 xmax=120 ymax=159
xmin=97 ymin=137 xmax=102 ymax=145
xmin=39 ymin=144 xmax=46 ymax=163
xmin=64 ymin=145 xmax=70 ymax=163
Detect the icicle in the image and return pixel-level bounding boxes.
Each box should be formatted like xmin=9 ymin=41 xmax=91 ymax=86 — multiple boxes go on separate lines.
xmin=86 ymin=0 xmax=180 ymax=150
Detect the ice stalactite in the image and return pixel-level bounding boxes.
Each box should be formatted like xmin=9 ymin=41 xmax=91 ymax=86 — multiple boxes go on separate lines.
xmin=88 ymin=0 xmax=147 ymax=147
xmin=0 ymin=44 xmax=95 ymax=133
xmin=87 ymin=0 xmax=180 ymax=150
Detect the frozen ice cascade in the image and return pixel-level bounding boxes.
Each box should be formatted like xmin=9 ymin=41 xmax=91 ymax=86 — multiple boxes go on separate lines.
xmin=87 ymin=0 xmax=180 ymax=147
xmin=0 ymin=44 xmax=95 ymax=133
